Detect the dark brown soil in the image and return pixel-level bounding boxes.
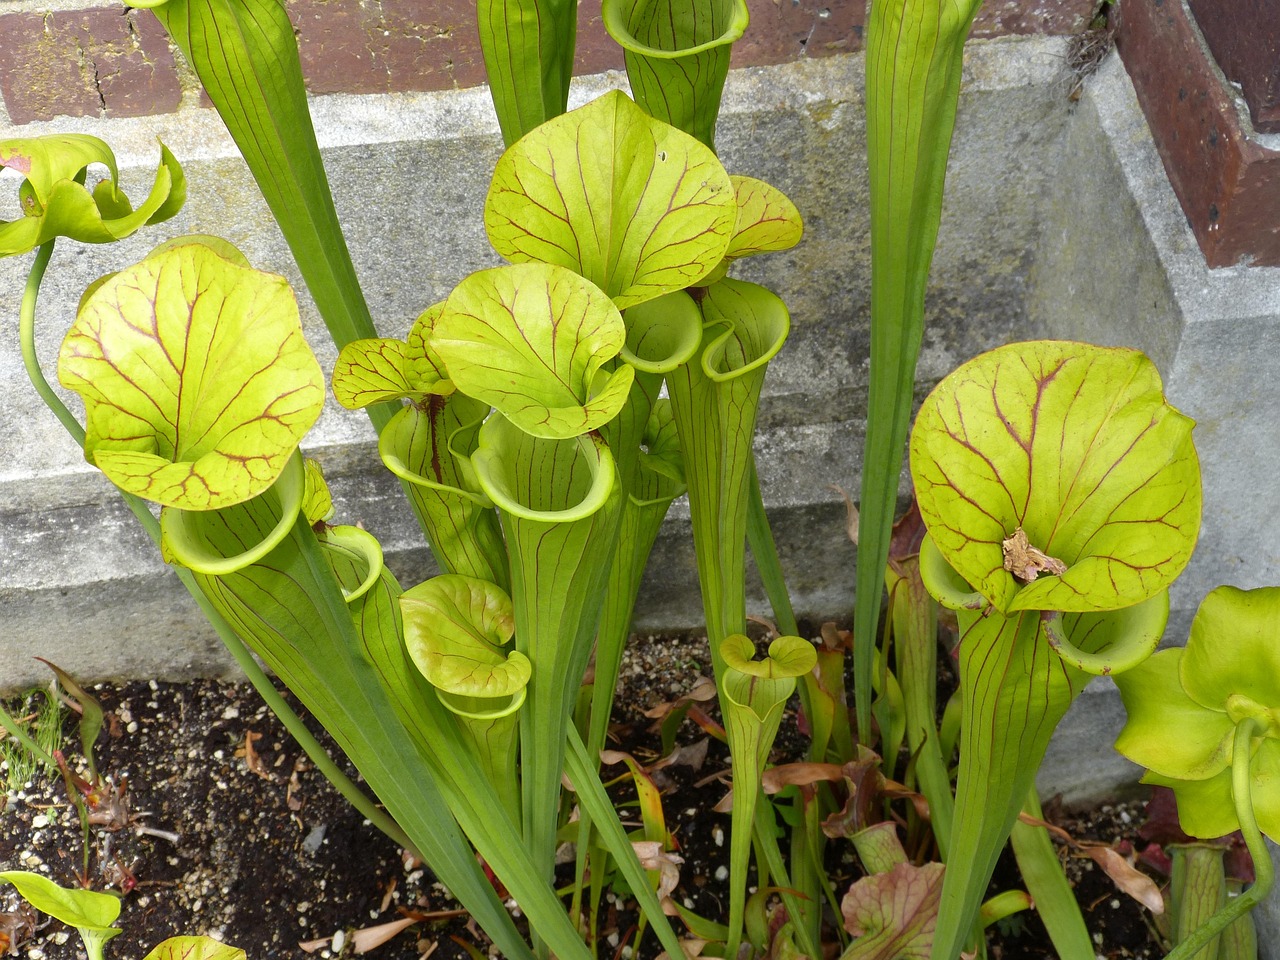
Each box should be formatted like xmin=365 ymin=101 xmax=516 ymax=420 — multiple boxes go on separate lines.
xmin=1 ymin=633 xmax=1166 ymax=960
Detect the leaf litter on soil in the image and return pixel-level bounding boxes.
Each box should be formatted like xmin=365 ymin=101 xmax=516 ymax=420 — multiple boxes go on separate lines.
xmin=1 ymin=631 xmax=1165 ymax=959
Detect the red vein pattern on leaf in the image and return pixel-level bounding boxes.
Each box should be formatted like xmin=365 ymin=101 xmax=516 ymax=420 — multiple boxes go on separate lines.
xmin=1046 ymin=383 xmax=1151 ymax=551
xmin=493 ymin=148 xmax=580 ymax=266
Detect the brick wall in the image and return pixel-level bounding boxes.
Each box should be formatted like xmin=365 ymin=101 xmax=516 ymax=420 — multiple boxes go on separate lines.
xmin=0 ymin=0 xmax=1092 ymax=126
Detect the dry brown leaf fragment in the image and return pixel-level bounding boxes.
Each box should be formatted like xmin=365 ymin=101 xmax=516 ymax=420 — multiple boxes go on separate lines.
xmin=655 ymin=938 xmax=708 ymax=960
xmin=631 ymin=841 xmax=684 ymax=915
xmin=828 ymin=484 xmax=860 ymax=545
xmin=86 ymin=776 xmax=132 ymax=831
xmin=1002 ymin=527 xmax=1068 ymax=582
xmin=1017 ymin=812 xmax=1164 ymax=915
xmin=761 ymin=761 xmax=846 ymax=794
xmin=351 ymin=916 xmax=420 ymax=953
xmin=0 ymin=901 xmax=37 ymax=957
xmin=379 ymin=876 xmax=397 ymax=914
xmin=746 ymin=614 xmax=780 ymax=638
xmin=642 ymin=676 xmax=717 ymax=720
xmin=1083 ymin=844 xmax=1165 ymax=915
xmin=819 ymin=622 xmax=852 ymax=651
xmin=652 ymin=738 xmax=709 ymax=774
xmin=235 ymin=730 xmax=273 ymax=781
xmin=286 ymin=763 xmax=305 ymax=812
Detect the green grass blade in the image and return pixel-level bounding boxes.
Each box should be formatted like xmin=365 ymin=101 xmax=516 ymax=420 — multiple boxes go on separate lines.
xmin=887 ymin=559 xmax=952 ymax=855
xmin=566 ymin=728 xmax=687 ymax=960
xmin=1010 ymin=791 xmax=1094 ymax=960
xmin=854 ymin=0 xmax=982 ymax=744
xmin=36 ymin=661 xmax=103 ymax=784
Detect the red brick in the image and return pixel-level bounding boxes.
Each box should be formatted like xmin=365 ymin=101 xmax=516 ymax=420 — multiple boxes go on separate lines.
xmin=0 ymin=8 xmax=181 ymax=125
xmin=577 ymin=0 xmax=627 ymax=76
xmin=1117 ymin=0 xmax=1280 ymax=266
xmin=971 ymin=0 xmax=1093 ymax=39
xmin=383 ymin=0 xmax=488 ymax=90
xmin=0 ymin=0 xmax=1119 ymax=121
xmin=1187 ymin=0 xmax=1280 ymax=133
xmin=734 ymin=0 xmax=865 ymax=63
xmin=289 ymin=0 xmax=487 ymax=95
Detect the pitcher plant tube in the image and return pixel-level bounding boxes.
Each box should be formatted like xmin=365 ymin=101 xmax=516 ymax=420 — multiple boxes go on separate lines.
xmin=854 ymin=0 xmax=984 ymax=750
xmin=1 ymin=133 xmax=439 ymax=876
xmin=10 ymin=8 xmax=822 ymax=954
xmin=1115 ymin=585 xmax=1280 ymax=959
xmin=54 ymin=236 xmax=680 ymax=960
xmin=602 ymin=0 xmax=750 ymax=148
xmin=909 ymin=340 xmax=1202 ymax=958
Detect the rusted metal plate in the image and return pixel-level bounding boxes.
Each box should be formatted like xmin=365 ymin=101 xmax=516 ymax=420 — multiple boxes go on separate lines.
xmin=1187 ymin=0 xmax=1279 ymax=133
xmin=1117 ymin=0 xmax=1280 ymax=267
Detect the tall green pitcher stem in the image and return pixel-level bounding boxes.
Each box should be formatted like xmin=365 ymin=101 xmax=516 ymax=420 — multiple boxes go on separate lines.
xmin=18 ymin=242 xmax=414 ymax=857
xmin=1166 ymin=719 xmax=1274 ymax=960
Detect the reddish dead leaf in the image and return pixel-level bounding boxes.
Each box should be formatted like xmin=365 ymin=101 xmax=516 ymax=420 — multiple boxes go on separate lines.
xmin=351 ymin=917 xmax=420 ymax=953
xmin=883 ymin=781 xmax=932 ymax=824
xmin=761 ymin=762 xmax=846 ymax=794
xmin=401 ymin=907 xmax=470 ymax=922
xmin=842 ymin=860 xmax=945 ymax=957
xmin=1017 ymin=810 xmax=1165 ymax=915
xmin=1083 ymin=845 xmax=1164 ymax=914
xmin=822 ymin=747 xmax=886 ymax=839
xmin=1015 ymin=811 xmax=1073 ymax=845
xmin=299 ymin=917 xmax=419 ymax=955
xmin=888 ymin=499 xmax=928 ymax=567
xmin=685 ymin=705 xmax=726 ymax=741
xmin=379 ymin=876 xmax=398 ymax=914
xmin=642 ymin=677 xmax=717 ymax=720
xmin=235 ymin=731 xmax=273 ymax=781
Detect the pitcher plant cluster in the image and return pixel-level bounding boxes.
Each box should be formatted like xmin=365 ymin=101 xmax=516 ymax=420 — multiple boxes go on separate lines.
xmin=2 ymin=0 xmax=1276 ymax=957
